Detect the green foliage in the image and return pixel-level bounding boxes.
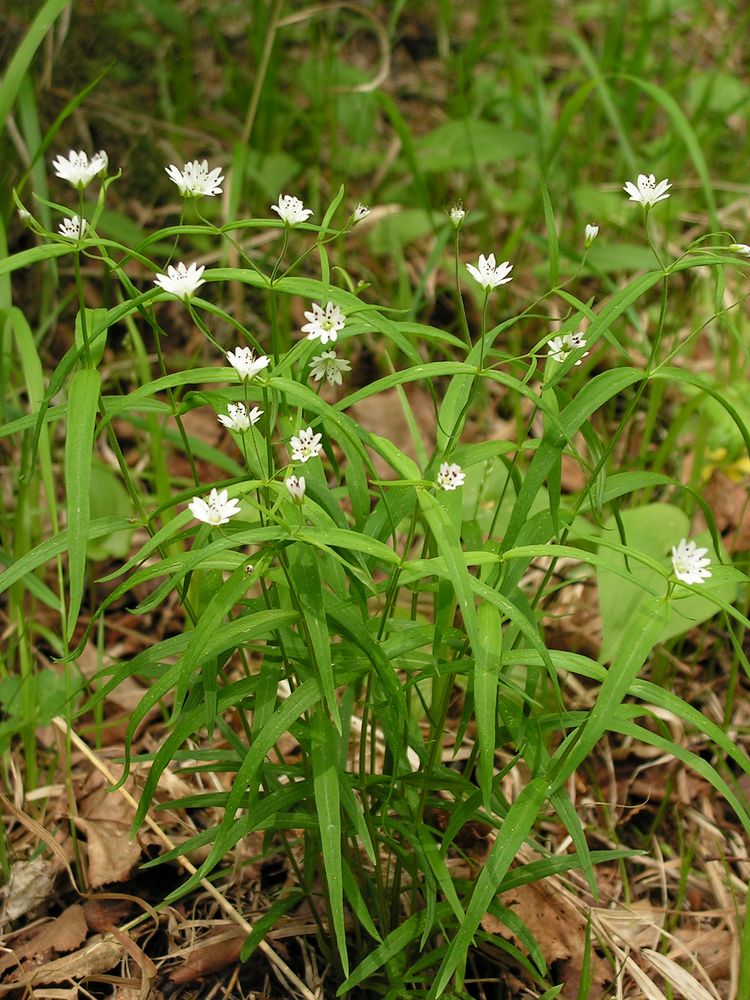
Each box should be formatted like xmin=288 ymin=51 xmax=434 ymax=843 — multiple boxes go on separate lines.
xmin=2 ymin=2 xmax=750 ymax=997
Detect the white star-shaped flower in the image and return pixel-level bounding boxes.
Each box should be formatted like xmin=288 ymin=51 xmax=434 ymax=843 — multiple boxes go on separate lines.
xmin=165 ymin=159 xmax=224 ymax=197
xmin=547 ymin=332 xmax=589 ymax=365
xmin=271 ymin=194 xmax=313 ymax=226
xmin=301 ymin=301 xmax=346 ymax=345
xmin=437 ymin=462 xmax=465 ymax=491
xmin=153 ymin=261 xmax=206 ymax=300
xmin=285 ymin=475 xmax=306 ymax=503
xmin=290 ymin=426 xmax=323 ymax=463
xmin=226 ymin=347 xmax=270 ymax=381
xmin=729 ymin=243 xmax=750 ymax=255
xmin=584 ymin=224 xmax=599 ymax=247
xmin=309 ymin=350 xmax=351 ymax=386
xmin=52 ymin=149 xmax=108 ymax=189
xmin=58 ymin=216 xmax=86 ymax=239
xmin=623 ymin=173 xmax=671 ymax=207
xmin=353 ymin=203 xmax=371 ymax=223
xmin=188 ymin=487 xmax=241 ymax=526
xmin=465 ymin=253 xmax=513 ymax=290
xmin=217 ymin=402 xmax=263 ymax=432
xmin=671 ymin=538 xmax=712 ymax=585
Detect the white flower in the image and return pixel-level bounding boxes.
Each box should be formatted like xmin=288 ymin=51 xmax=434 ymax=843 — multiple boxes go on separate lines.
xmin=290 ymin=426 xmax=323 ymax=463
xmin=437 ymin=462 xmax=465 ymax=491
xmin=547 ymin=332 xmax=589 ymax=365
xmin=188 ymin=487 xmax=241 ymax=526
xmin=226 ymin=347 xmax=270 ymax=381
xmin=309 ymin=350 xmax=351 ymax=386
xmin=623 ymin=173 xmax=671 ymax=207
xmin=154 ymin=261 xmax=206 ymax=300
xmin=52 ymin=149 xmax=108 ymax=189
xmin=449 ymin=203 xmax=466 ymax=227
xmin=671 ymin=538 xmax=712 ymax=585
xmin=165 ymin=159 xmax=224 ymax=197
xmin=285 ymin=475 xmax=306 ymax=503
xmin=271 ymin=194 xmax=313 ymax=226
xmin=58 ymin=216 xmax=86 ymax=239
xmin=301 ymin=301 xmax=346 ymax=345
xmin=729 ymin=243 xmax=750 ymax=255
xmin=217 ymin=402 xmax=263 ymax=432
xmin=465 ymin=253 xmax=513 ymax=290
xmin=353 ymin=203 xmax=371 ymax=223
xmin=584 ymin=224 xmax=599 ymax=247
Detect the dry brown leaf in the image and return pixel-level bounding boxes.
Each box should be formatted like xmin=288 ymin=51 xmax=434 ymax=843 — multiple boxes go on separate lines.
xmin=491 ymin=881 xmax=610 ymax=998
xmin=701 ymin=470 xmax=750 ymax=552
xmin=83 ymin=898 xmax=137 ymax=932
xmin=666 ymin=923 xmax=733 ymax=981
xmin=24 ymin=904 xmax=88 ymax=957
xmin=1 ymin=856 xmax=58 ymax=924
xmin=73 ymin=817 xmax=142 ymax=887
xmin=168 ymin=926 xmax=246 ymax=983
xmin=24 ymin=933 xmax=123 ymax=985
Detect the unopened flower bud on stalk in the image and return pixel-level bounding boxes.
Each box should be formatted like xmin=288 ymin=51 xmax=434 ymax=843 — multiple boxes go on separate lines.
xmin=285 ymin=475 xmax=307 ymax=503
xmin=449 ymin=203 xmax=466 ymax=227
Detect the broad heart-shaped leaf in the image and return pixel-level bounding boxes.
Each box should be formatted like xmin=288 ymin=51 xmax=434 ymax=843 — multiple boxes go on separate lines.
xmin=596 ymin=503 xmax=736 ymax=662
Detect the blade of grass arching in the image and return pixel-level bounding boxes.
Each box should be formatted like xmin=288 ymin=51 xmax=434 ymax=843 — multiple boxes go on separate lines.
xmin=0 ymin=0 xmax=69 ymax=130
xmin=64 ymin=368 xmax=101 ymax=642
xmin=540 ymin=177 xmax=559 ymax=287
xmin=502 ymin=368 xmax=644 ymax=552
xmin=9 ymin=307 xmax=58 ymax=528
xmin=337 ymin=903 xmax=455 ymax=995
xmin=311 ymin=706 xmax=348 ymax=978
xmin=506 ymin=646 xmax=750 ymax=780
xmin=0 ymin=517 xmax=133 ymax=598
xmin=563 ymin=30 xmax=636 ymax=174
xmin=652 ymin=367 xmax=750 ymax=457
xmin=288 ymin=543 xmax=340 ymax=733
xmin=341 ymin=858 xmax=381 ymax=942
xmin=418 ymin=491 xmax=480 ymax=658
xmin=475 ymin=603 xmax=502 ymax=812
xmin=623 ymin=75 xmax=719 ymax=232
xmin=427 ymin=777 xmax=549 ymax=999
xmin=413 ymin=824 xmax=464 ymax=925
xmin=551 ymin=787 xmax=598 ymax=901
xmin=612 ymin=712 xmax=750 ymax=837
xmin=170 ymin=563 xmax=253 ymax=732
xmin=240 ymin=891 xmax=304 ymax=962
xmin=161 ymin=679 xmax=324 ymax=893
xmin=547 ymin=595 xmax=670 ymax=793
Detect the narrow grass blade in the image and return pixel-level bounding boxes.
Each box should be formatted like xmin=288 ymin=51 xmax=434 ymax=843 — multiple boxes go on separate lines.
xmin=428 ymin=778 xmax=549 ymax=998
xmin=289 ymin=543 xmax=340 ymax=732
xmin=0 ymin=0 xmax=70 ymax=127
xmin=547 ymin=595 xmax=670 ymax=791
xmin=64 ymin=368 xmax=101 ymax=641
xmin=311 ymin=706 xmax=348 ymax=977
xmin=475 ymin=603 xmax=502 ymax=811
